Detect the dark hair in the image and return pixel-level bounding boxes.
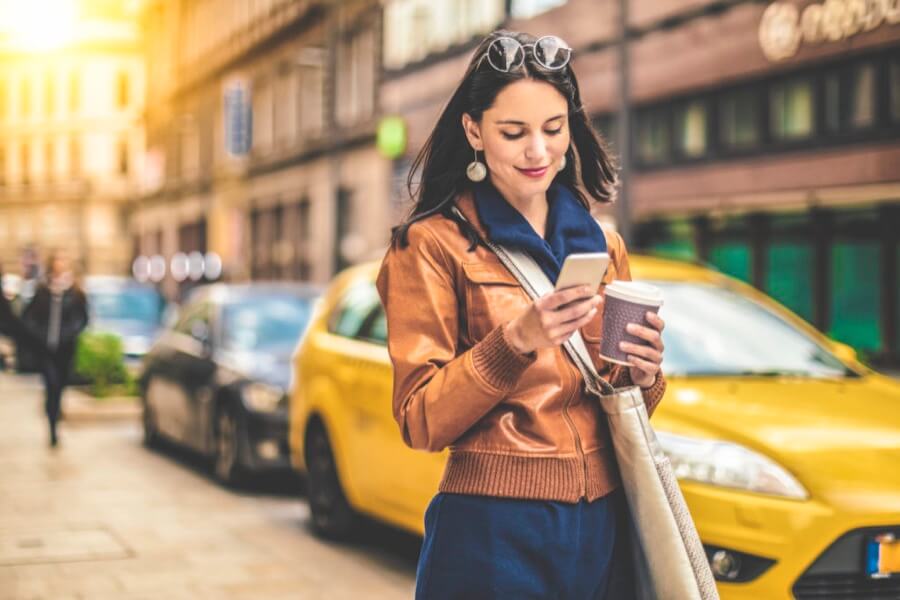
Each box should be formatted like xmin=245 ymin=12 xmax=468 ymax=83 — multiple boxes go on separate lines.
xmin=391 ymin=30 xmax=618 ymax=249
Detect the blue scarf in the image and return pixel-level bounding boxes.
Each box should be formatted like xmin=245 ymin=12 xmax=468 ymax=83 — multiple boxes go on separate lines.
xmin=473 ymin=180 xmax=607 ymax=283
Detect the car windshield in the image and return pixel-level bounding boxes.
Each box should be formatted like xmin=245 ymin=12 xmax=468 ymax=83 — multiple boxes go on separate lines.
xmin=222 ymin=294 xmax=314 ymax=353
xmin=90 ymin=288 xmax=163 ymax=323
xmin=653 ymin=280 xmax=851 ymax=378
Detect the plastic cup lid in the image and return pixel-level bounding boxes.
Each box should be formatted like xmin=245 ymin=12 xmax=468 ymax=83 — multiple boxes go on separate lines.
xmin=604 ymin=280 xmax=664 ymax=306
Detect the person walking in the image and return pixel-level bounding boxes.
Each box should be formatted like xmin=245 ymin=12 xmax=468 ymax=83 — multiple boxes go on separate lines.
xmin=22 ymin=250 xmax=89 ymax=447
xmin=376 ymin=30 xmax=669 ymax=599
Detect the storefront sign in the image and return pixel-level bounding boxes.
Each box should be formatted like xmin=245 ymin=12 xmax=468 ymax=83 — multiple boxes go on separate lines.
xmin=760 ymin=0 xmax=900 ymax=61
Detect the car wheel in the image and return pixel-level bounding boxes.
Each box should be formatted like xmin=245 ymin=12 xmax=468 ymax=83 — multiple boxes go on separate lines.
xmin=142 ymin=397 xmax=159 ymax=448
xmin=213 ymin=407 xmax=245 ymax=487
xmin=305 ymin=423 xmax=357 ymax=540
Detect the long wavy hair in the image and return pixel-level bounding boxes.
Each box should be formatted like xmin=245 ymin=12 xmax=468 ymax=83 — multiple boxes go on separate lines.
xmin=392 ymin=29 xmax=618 ymax=249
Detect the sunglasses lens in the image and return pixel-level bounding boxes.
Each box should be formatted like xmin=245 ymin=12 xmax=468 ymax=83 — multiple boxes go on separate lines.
xmin=535 ymin=36 xmax=571 ymax=69
xmin=487 ymin=37 xmax=525 ymax=72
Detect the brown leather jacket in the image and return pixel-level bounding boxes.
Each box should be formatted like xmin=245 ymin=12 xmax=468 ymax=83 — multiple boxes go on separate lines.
xmin=376 ymin=191 xmax=666 ymax=503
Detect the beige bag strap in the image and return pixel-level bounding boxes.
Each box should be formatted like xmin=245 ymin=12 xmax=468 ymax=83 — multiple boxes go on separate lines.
xmin=452 ymin=206 xmax=616 ymax=397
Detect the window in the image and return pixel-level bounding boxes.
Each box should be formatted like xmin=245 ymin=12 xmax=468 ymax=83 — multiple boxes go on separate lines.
xmin=510 ymin=0 xmax=566 ymax=19
xmin=765 ymin=241 xmax=814 ymax=323
xmin=770 ymin=77 xmax=814 ymax=140
xmin=298 ymin=62 xmax=324 ymax=137
xmin=709 ymin=242 xmax=751 ymax=283
xmin=328 ymin=282 xmax=382 ymax=339
xmin=292 ymin=199 xmax=312 ymax=280
xmin=20 ymin=78 xmax=31 ymax=117
xmin=44 ymin=140 xmax=54 ymax=182
xmin=118 ymin=137 xmax=129 ymax=175
xmin=673 ymin=100 xmax=707 ymax=158
xmin=20 ymin=142 xmax=30 ymax=185
xmin=252 ymin=80 xmax=273 ymax=153
xmin=68 ymin=72 xmax=80 ymax=113
xmin=719 ymin=89 xmax=759 ymax=149
xmin=824 ymin=72 xmax=841 ymax=133
xmin=829 ymin=241 xmax=882 ymax=352
xmin=383 ymin=0 xmax=504 ymax=70
xmin=116 ymin=71 xmax=129 ymax=108
xmin=848 ymin=63 xmax=875 ymax=130
xmin=45 ymin=72 xmax=55 ymax=116
xmin=222 ymin=295 xmax=314 ymax=352
xmin=363 ymin=307 xmax=387 ymax=345
xmin=334 ymin=187 xmax=354 ymax=272
xmin=636 ymin=108 xmax=670 ymax=165
xmin=69 ymin=136 xmax=81 ymax=177
xmin=336 ymin=27 xmax=376 ymax=126
xmin=891 ymin=54 xmax=900 ymax=123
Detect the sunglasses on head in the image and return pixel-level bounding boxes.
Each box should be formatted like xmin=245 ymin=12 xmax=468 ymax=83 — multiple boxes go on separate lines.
xmin=476 ymin=35 xmax=573 ymax=73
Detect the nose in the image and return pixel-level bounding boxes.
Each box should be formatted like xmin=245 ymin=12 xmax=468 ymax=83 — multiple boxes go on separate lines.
xmin=523 ymin=133 xmax=549 ymax=164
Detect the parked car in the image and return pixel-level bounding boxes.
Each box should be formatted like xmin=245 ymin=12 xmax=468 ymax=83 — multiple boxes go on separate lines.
xmin=289 ymin=258 xmax=900 ymax=600
xmin=142 ymin=282 xmax=321 ymax=485
xmin=85 ymin=276 xmax=168 ymax=371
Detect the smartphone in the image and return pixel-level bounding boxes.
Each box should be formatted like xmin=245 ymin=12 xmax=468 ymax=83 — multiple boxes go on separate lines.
xmin=555 ymin=252 xmax=610 ymax=293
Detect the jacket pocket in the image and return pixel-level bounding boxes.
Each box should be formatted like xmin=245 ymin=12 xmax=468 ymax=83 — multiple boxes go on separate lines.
xmin=461 ymin=261 xmax=527 ymax=342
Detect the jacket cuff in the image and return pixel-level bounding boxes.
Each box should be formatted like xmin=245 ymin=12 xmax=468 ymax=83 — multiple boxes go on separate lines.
xmin=614 ymin=368 xmax=667 ymax=417
xmin=471 ymin=325 xmax=536 ymax=392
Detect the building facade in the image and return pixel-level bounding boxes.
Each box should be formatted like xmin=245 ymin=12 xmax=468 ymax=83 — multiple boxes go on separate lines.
xmin=0 ymin=3 xmax=145 ymax=277
xmin=134 ymin=0 xmax=389 ymax=299
xmin=380 ymin=0 xmax=900 ymax=366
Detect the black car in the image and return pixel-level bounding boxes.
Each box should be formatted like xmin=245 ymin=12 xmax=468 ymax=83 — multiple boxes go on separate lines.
xmin=140 ymin=282 xmax=321 ymax=485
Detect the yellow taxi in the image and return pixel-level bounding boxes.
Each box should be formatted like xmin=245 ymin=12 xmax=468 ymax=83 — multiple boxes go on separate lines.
xmin=289 ymin=256 xmax=900 ymax=599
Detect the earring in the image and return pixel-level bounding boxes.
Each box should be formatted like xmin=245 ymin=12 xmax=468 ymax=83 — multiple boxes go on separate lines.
xmin=467 ymin=149 xmax=487 ymax=182
xmin=558 ymin=152 xmax=567 ymax=172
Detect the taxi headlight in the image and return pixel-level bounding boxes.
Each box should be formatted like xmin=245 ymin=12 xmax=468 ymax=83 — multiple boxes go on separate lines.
xmin=656 ymin=431 xmax=809 ymax=500
xmin=242 ymin=382 xmax=285 ymax=413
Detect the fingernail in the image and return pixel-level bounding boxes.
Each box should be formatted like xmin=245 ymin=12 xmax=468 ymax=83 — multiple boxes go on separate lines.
xmin=619 ymin=341 xmax=626 ymax=350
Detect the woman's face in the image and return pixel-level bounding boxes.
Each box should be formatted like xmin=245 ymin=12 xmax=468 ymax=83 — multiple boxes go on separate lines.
xmin=463 ymin=79 xmax=570 ymax=200
xmin=50 ymin=254 xmax=70 ymax=277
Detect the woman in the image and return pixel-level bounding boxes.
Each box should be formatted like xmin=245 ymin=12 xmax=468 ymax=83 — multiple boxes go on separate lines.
xmin=23 ymin=250 xmax=89 ymax=447
xmin=376 ymin=31 xmax=668 ymax=599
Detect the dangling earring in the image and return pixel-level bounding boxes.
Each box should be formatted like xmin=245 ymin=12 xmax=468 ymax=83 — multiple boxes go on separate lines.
xmin=467 ymin=149 xmax=487 ymax=182
xmin=558 ymin=152 xmax=567 ymax=172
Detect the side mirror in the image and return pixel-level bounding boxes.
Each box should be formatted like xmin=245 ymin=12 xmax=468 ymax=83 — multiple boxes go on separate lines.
xmin=831 ymin=340 xmax=858 ymax=364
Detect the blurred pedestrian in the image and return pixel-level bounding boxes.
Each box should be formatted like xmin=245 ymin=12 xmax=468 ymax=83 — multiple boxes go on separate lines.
xmin=22 ymin=250 xmax=89 ymax=447
xmin=377 ymin=30 xmax=669 ymax=599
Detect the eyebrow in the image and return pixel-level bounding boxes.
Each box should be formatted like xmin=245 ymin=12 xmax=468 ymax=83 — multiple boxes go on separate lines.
xmin=495 ymin=114 xmax=566 ymax=126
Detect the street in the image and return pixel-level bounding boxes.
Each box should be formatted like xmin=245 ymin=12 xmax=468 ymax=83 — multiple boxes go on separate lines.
xmin=0 ymin=374 xmax=418 ymax=600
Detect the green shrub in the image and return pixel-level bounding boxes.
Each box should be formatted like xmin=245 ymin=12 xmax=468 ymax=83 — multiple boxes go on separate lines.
xmin=74 ymin=332 xmax=129 ymax=397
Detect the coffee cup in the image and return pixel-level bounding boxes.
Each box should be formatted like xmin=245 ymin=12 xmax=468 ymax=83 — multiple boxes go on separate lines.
xmin=598 ymin=281 xmax=664 ymax=366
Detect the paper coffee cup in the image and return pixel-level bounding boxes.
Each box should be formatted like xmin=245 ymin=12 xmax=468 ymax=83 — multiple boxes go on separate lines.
xmin=598 ymin=281 xmax=664 ymax=367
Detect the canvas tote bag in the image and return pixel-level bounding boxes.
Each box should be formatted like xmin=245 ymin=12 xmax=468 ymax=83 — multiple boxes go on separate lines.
xmin=454 ymin=208 xmax=718 ymax=600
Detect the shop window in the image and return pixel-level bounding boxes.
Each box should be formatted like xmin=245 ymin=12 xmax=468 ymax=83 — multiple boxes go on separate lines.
xmin=765 ymin=242 xmax=814 ymax=323
xmin=848 ymin=63 xmax=875 ymax=130
xmin=824 ymin=73 xmax=841 ymax=134
xmin=636 ymin=108 xmax=670 ymax=165
xmin=673 ymin=100 xmax=707 ymax=158
xmin=709 ymin=242 xmax=751 ymax=283
xmin=646 ymin=219 xmax=697 ymax=262
xmin=829 ymin=241 xmax=882 ymax=352
xmin=719 ymin=88 xmax=759 ymax=149
xmin=889 ymin=54 xmax=900 ymax=123
xmin=770 ymin=77 xmax=814 ymax=140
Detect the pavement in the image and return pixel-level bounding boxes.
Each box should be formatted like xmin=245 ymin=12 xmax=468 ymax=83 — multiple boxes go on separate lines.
xmin=0 ymin=373 xmax=418 ymax=599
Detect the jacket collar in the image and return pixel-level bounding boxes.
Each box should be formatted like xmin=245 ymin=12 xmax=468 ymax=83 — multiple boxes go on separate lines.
xmin=466 ymin=179 xmax=607 ymax=281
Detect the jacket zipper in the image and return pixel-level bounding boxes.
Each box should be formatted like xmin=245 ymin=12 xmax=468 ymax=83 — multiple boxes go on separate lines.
xmin=560 ymin=360 xmax=588 ymax=499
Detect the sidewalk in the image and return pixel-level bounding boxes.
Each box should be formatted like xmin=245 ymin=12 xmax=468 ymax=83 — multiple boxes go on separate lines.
xmin=0 ymin=373 xmax=416 ymax=600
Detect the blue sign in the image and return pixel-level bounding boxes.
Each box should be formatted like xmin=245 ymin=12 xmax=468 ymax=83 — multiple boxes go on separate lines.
xmin=224 ymin=82 xmax=252 ymax=156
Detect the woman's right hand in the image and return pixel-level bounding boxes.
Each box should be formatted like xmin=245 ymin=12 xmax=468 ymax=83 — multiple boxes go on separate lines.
xmin=505 ymin=286 xmax=602 ymax=354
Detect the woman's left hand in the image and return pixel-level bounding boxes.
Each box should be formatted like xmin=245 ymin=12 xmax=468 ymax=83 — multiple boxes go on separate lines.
xmin=620 ymin=312 xmax=665 ymax=388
